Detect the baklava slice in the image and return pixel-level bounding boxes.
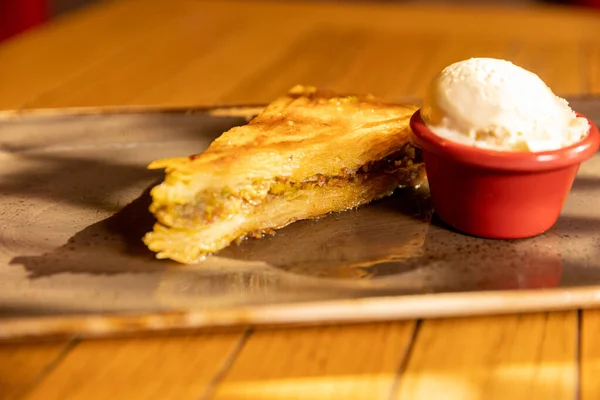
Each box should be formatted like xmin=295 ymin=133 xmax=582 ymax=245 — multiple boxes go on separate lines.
xmin=144 ymin=85 xmax=425 ymax=263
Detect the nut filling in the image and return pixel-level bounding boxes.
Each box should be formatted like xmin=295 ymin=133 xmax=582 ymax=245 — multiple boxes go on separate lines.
xmin=155 ymin=143 xmax=423 ymax=229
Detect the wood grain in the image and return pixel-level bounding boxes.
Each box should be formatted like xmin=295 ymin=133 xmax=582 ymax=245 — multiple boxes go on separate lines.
xmin=589 ymin=41 xmax=600 ymax=95
xmin=21 ymin=3 xmax=245 ymax=109
xmin=581 ymin=309 xmax=600 ymax=400
xmin=210 ymin=323 xmax=415 ymax=400
xmin=394 ymin=312 xmax=578 ymax=400
xmin=403 ymin=37 xmax=515 ymax=100
xmin=0 ymin=0 xmax=203 ymax=109
xmin=0 ymin=340 xmax=72 ymax=400
xmin=511 ymin=41 xmax=588 ymax=96
xmin=22 ymin=331 xmax=246 ymax=400
xmin=1 ymin=0 xmax=599 ymax=110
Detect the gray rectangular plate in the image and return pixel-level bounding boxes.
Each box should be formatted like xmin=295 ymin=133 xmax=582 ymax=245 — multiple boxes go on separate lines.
xmin=0 ymin=98 xmax=599 ymax=339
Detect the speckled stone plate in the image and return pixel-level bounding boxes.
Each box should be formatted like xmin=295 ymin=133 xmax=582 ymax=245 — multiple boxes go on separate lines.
xmin=0 ymin=98 xmax=599 ymax=339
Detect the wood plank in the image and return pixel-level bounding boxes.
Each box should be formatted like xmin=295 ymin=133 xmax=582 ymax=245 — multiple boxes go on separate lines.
xmin=589 ymin=42 xmax=600 ymax=95
xmin=23 ymin=331 xmax=246 ymax=400
xmin=200 ymin=0 xmax=600 ymax=43
xmin=394 ymin=312 xmax=578 ymax=400
xmin=0 ymin=340 xmax=72 ymax=400
xmin=134 ymin=2 xmax=600 ymax=106
xmin=405 ymin=37 xmax=589 ymax=99
xmin=337 ymin=2 xmax=600 ymax=42
xmin=0 ymin=0 xmax=212 ymax=109
xmin=3 ymin=0 xmax=598 ymax=110
xmin=215 ymin=33 xmax=512 ymax=104
xmin=210 ymin=322 xmax=415 ymax=400
xmin=581 ymin=309 xmax=600 ymax=400
xmin=130 ymin=15 xmax=312 ymax=107
xmin=511 ymin=41 xmax=588 ymax=96
xmin=403 ymin=36 xmax=514 ymax=100
xmin=216 ymin=27 xmax=377 ymax=106
xmin=22 ymin=3 xmax=241 ymax=109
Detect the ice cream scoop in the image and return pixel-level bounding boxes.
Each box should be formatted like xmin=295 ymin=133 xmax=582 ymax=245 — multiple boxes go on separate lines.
xmin=421 ymin=58 xmax=589 ymax=152
xmin=410 ymin=58 xmax=600 ymax=239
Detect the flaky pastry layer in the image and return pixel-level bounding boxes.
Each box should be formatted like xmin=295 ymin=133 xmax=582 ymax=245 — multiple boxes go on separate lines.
xmin=143 ymin=85 xmax=423 ymax=263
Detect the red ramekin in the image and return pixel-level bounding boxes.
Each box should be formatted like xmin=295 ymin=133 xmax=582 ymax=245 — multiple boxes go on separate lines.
xmin=410 ymin=110 xmax=600 ymax=239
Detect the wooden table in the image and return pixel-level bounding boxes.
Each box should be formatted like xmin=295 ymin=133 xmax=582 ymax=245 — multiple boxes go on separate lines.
xmin=1 ymin=0 xmax=600 ymax=399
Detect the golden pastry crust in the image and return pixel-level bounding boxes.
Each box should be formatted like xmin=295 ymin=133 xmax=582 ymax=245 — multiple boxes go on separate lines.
xmin=144 ymin=85 xmax=424 ymax=264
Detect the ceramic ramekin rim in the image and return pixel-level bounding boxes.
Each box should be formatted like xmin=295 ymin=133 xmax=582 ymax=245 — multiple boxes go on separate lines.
xmin=409 ymin=109 xmax=600 ymax=172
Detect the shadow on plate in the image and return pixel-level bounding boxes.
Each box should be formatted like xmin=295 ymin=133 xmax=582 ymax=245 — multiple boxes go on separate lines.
xmin=0 ymin=113 xmax=249 ymax=211
xmin=0 ymin=152 xmax=157 ymax=213
xmin=5 ymin=112 xmax=251 ymax=278
xmin=12 ymin=182 xmax=599 ymax=293
xmin=220 ymin=187 xmax=433 ymax=279
xmin=10 ymin=184 xmax=171 ymax=278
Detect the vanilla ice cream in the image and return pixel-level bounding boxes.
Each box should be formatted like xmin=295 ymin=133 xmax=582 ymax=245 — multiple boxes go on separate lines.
xmin=421 ymin=58 xmax=589 ymax=152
